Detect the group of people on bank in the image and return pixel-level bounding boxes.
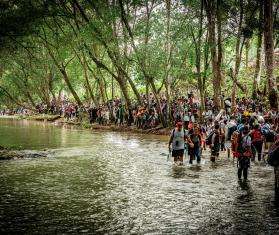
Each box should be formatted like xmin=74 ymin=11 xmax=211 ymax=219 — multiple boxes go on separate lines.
xmin=168 ymin=110 xmax=278 ymax=181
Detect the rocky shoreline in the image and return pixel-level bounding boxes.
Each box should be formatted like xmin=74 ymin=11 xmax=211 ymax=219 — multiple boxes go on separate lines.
xmin=0 ymin=146 xmax=52 ymax=160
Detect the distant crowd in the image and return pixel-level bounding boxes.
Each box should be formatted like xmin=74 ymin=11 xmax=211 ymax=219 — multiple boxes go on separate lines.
xmin=0 ymin=93 xmax=277 ymax=130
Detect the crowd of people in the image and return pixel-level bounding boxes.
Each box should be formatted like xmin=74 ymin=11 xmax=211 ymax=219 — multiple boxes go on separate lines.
xmin=0 ymin=92 xmax=278 ymax=183
xmin=1 ymin=93 xmax=276 ymax=130
xmin=168 ymin=107 xmax=278 ymax=182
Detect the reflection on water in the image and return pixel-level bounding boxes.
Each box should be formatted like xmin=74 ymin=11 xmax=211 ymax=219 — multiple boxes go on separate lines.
xmin=0 ymin=117 xmax=279 ymax=234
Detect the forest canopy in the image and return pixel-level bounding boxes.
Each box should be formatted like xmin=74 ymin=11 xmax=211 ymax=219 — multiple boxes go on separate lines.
xmin=0 ymin=0 xmax=278 ymax=113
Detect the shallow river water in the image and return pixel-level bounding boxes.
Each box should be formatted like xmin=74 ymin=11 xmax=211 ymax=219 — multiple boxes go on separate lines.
xmin=0 ymin=118 xmax=279 ymax=234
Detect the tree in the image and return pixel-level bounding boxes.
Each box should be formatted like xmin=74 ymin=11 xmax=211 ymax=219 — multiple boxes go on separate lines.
xmin=263 ymin=0 xmax=278 ymax=109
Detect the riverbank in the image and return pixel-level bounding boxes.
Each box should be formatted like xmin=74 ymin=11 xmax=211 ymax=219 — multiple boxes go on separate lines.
xmin=0 ymin=115 xmax=172 ymax=136
xmin=0 ymin=146 xmax=51 ymax=160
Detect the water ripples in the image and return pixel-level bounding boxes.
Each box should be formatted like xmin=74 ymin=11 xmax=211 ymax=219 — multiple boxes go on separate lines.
xmin=0 ymin=119 xmax=279 ymax=234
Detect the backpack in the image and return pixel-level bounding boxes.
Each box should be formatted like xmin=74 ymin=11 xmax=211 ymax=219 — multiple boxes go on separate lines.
xmin=190 ymin=133 xmax=202 ymax=147
xmin=240 ymin=135 xmax=253 ymax=157
xmin=231 ymin=131 xmax=240 ymax=152
xmin=237 ymin=124 xmax=244 ymax=133
xmin=171 ymin=129 xmax=187 ymax=139
xmin=267 ymin=141 xmax=279 ymax=167
xmin=261 ymin=124 xmax=270 ymax=136
xmin=206 ymin=131 xmax=214 ymax=145
xmin=251 ymin=129 xmax=263 ymax=143
xmin=265 ymin=131 xmax=276 ymax=143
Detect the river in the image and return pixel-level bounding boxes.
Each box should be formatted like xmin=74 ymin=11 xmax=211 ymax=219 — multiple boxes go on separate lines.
xmin=0 ymin=117 xmax=279 ymax=234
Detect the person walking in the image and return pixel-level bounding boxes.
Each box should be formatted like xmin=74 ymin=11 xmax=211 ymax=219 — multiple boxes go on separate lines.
xmin=237 ymin=126 xmax=253 ymax=181
xmin=210 ymin=124 xmax=221 ymax=163
xmin=251 ymin=124 xmax=264 ymax=161
xmin=168 ymin=122 xmax=187 ymax=165
xmin=189 ymin=127 xmax=202 ymax=164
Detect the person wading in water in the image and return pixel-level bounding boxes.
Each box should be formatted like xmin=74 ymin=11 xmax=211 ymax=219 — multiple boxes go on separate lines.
xmin=210 ymin=124 xmax=221 ymax=163
xmin=189 ymin=126 xmax=202 ymax=164
xmin=168 ymin=122 xmax=188 ymax=165
xmin=237 ymin=126 xmax=252 ymax=181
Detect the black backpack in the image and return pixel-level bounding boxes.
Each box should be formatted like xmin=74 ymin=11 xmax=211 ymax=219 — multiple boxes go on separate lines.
xmin=267 ymin=141 xmax=279 ymax=167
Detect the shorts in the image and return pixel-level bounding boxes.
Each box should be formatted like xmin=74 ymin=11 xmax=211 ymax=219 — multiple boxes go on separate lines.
xmin=172 ymin=149 xmax=184 ymax=157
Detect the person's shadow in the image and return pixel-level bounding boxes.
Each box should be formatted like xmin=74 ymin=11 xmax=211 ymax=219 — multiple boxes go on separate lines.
xmin=170 ymin=164 xmax=201 ymax=178
xmin=238 ymin=179 xmax=251 ymax=191
xmin=171 ymin=165 xmax=187 ymax=178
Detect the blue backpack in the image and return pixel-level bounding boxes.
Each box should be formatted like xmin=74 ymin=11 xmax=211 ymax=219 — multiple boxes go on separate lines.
xmin=261 ymin=124 xmax=270 ymax=135
xmin=237 ymin=124 xmax=244 ymax=133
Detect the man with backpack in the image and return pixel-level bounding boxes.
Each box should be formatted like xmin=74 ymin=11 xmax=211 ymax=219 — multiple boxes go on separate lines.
xmin=210 ymin=124 xmax=221 ymax=163
xmin=237 ymin=126 xmax=252 ymax=181
xmin=251 ymin=124 xmax=264 ymax=161
xmin=168 ymin=122 xmax=188 ymax=165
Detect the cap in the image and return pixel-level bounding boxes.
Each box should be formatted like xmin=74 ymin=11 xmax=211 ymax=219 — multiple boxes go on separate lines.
xmin=176 ymin=122 xmax=183 ymax=127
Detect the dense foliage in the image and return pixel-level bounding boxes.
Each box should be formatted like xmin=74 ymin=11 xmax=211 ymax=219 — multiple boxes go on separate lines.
xmin=0 ymin=0 xmax=278 ymax=113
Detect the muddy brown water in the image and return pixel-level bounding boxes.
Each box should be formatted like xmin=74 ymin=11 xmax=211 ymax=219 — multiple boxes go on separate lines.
xmin=0 ymin=117 xmax=278 ymax=234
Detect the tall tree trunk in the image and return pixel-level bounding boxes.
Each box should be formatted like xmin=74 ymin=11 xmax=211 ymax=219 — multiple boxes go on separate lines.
xmin=165 ymin=0 xmax=172 ymax=125
xmin=23 ymin=79 xmax=37 ymax=108
xmin=253 ymin=32 xmax=263 ymax=98
xmin=81 ymin=55 xmax=97 ymax=105
xmin=117 ymin=69 xmax=131 ymax=108
xmin=204 ymin=0 xmax=221 ymax=111
xmin=231 ymin=0 xmax=244 ymax=111
xmin=48 ymin=71 xmax=57 ymax=105
xmin=119 ymin=0 xmax=166 ymax=126
xmin=97 ymin=70 xmax=107 ymax=104
xmin=203 ymin=29 xmax=210 ymax=96
xmin=45 ymin=43 xmax=83 ymax=107
xmin=197 ymin=0 xmax=205 ymax=115
xmin=60 ymin=67 xmax=83 ymax=107
xmin=216 ymin=0 xmax=223 ymax=109
xmin=264 ymin=0 xmax=278 ymax=109
xmin=245 ymin=39 xmax=250 ymax=70
xmin=252 ymin=0 xmax=264 ymax=98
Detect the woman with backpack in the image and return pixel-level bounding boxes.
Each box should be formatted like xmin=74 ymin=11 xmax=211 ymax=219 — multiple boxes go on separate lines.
xmin=251 ymin=124 xmax=264 ymax=161
xmin=237 ymin=126 xmax=253 ymax=181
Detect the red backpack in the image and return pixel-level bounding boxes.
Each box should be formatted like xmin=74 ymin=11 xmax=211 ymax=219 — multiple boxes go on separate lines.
xmin=251 ymin=129 xmax=263 ymax=143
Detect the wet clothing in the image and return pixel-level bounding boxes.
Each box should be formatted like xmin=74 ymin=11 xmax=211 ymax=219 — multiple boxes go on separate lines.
xmin=189 ymin=134 xmax=202 ymax=163
xmin=238 ymin=158 xmax=250 ymax=180
xmin=237 ymin=135 xmax=252 ymax=180
xmin=172 ymin=149 xmax=184 ymax=157
xmin=211 ymin=132 xmax=220 ymax=157
xmin=251 ymin=129 xmax=263 ymax=161
xmin=171 ymin=129 xmax=186 ymax=151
